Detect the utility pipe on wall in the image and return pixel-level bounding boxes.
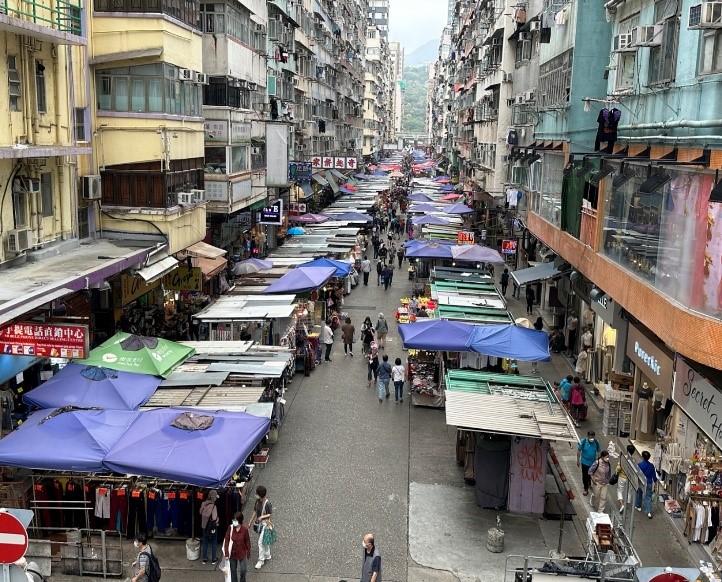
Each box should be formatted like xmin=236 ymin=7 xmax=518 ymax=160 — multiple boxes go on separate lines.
xmin=618 ymin=119 xmax=722 ymax=131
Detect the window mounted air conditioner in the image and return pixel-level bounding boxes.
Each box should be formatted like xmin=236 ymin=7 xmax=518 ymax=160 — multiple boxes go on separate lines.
xmin=178 ymin=68 xmax=193 ymax=81
xmin=529 ymin=21 xmax=540 ymax=31
xmin=178 ymin=192 xmax=193 ymax=204
xmin=502 ymin=72 xmax=513 ymax=83
xmin=255 ymin=23 xmax=265 ymax=32
xmin=5 ymin=228 xmax=33 ymax=253
xmin=613 ymin=33 xmax=635 ymax=51
xmin=27 ymin=179 xmax=41 ymax=195
xmin=689 ymin=2 xmax=722 ymax=27
xmin=191 ymin=189 xmax=206 ymax=202
xmin=82 ymin=175 xmax=102 ymax=199
xmin=631 ymin=25 xmax=663 ymax=45
xmin=524 ymin=90 xmax=535 ymax=101
xmin=195 ymin=72 xmax=208 ymax=84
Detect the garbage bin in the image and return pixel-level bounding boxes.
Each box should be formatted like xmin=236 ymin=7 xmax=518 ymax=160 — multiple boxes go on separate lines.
xmin=186 ymin=538 xmax=200 ymax=561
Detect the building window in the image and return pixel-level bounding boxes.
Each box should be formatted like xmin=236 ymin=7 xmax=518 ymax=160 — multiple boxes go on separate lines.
xmin=8 ymin=56 xmax=21 ymax=112
xmin=96 ymin=64 xmax=202 ymax=117
xmin=699 ymin=30 xmax=722 ymax=74
xmin=649 ymin=0 xmax=679 ymax=84
xmin=538 ymin=49 xmax=573 ymax=108
xmin=36 ymin=61 xmax=47 ymax=113
xmin=13 ymin=191 xmax=27 ymax=227
xmin=614 ymin=14 xmax=639 ymax=92
xmin=78 ymin=206 xmax=90 ymax=239
xmin=75 ymin=107 xmax=87 ymax=141
xmin=40 ymin=173 xmax=53 ymax=218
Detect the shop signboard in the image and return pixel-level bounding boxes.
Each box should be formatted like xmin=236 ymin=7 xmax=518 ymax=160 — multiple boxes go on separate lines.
xmin=672 ymin=356 xmax=722 ymax=449
xmin=114 ymin=275 xmax=160 ymax=306
xmin=288 ymin=161 xmax=312 ymax=183
xmin=259 ymin=199 xmax=283 ymax=225
xmin=457 ymin=231 xmax=475 ymax=245
xmin=0 ymin=323 xmax=89 ymax=359
xmin=501 ymin=239 xmax=517 ymax=255
xmin=625 ymin=325 xmax=674 ymax=389
xmin=265 ymin=123 xmax=289 ymax=187
xmin=162 ymin=266 xmax=202 ymax=292
xmin=231 ymin=122 xmax=251 ymax=144
xmin=590 ymin=289 xmax=625 ymax=327
xmin=309 ymin=156 xmax=356 ymax=170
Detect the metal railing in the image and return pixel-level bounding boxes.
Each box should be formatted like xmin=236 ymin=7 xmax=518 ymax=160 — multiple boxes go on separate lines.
xmin=505 ymin=554 xmax=639 ymax=582
xmin=0 ymin=0 xmax=82 ymax=34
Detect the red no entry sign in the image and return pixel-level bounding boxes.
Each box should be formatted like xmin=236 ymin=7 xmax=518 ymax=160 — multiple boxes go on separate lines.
xmin=0 ymin=513 xmax=28 ymax=563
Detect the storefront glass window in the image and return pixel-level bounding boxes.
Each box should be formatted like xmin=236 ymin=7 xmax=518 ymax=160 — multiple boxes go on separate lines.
xmin=602 ymin=165 xmax=720 ymax=319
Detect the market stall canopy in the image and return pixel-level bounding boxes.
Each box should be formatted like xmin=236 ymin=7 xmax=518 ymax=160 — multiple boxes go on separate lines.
xmin=299 ymin=257 xmax=352 ymax=277
xmin=449 ymin=244 xmax=505 ymax=264
xmin=408 ymin=193 xmax=434 ymax=202
xmin=322 ymin=211 xmax=372 ymax=222
xmin=290 ymin=213 xmax=329 ymax=224
xmin=398 ymin=319 xmax=475 ymax=351
xmin=444 ymin=370 xmax=577 ymax=442
xmin=77 ymin=333 xmax=195 ymax=378
xmin=511 ymin=261 xmax=562 ymax=287
xmin=287 ymin=226 xmax=306 ymax=235
xmin=408 ymin=203 xmax=441 ymax=213
xmin=444 ymin=203 xmax=474 ymax=215
xmin=412 ymin=215 xmax=451 ymax=226
xmin=232 ymin=258 xmax=274 ymax=276
xmin=184 ymin=241 xmax=227 ymax=259
xmin=465 ymin=324 xmax=551 ymax=361
xmin=405 ymin=241 xmax=454 ymax=259
xmin=0 ymin=407 xmax=139 ymax=471
xmin=23 ymin=364 xmax=162 ymax=410
xmin=103 ymin=407 xmax=270 ymax=487
xmin=262 ymin=266 xmax=337 ymax=294
xmin=440 ymin=193 xmax=461 ymax=201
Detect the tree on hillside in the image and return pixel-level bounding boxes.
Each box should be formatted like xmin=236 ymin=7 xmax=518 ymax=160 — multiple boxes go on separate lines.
xmin=401 ymin=65 xmax=429 ymax=133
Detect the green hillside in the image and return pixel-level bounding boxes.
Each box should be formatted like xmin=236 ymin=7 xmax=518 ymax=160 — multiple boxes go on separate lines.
xmin=401 ymin=65 xmax=429 ymax=133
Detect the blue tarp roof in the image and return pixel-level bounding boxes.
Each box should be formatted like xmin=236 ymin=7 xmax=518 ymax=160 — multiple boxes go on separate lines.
xmin=398 ymin=320 xmax=475 ymax=351
xmin=104 ymin=408 xmax=270 ymax=487
xmin=23 ymin=364 xmax=162 ymax=410
xmin=0 ymin=408 xmax=139 ymax=472
xmin=466 ymin=325 xmax=551 ymax=362
xmin=262 ymin=266 xmax=337 ymax=294
xmin=299 ymin=258 xmax=352 ymax=278
xmin=0 ymin=354 xmax=40 ymax=385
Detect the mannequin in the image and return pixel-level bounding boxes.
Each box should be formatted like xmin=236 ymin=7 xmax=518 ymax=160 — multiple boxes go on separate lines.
xmin=636 ymin=382 xmax=653 ymax=434
xmin=652 ymin=388 xmax=667 ymax=434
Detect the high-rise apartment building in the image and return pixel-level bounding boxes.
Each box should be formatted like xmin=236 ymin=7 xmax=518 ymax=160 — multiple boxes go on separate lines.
xmin=367 ymin=0 xmax=390 ymax=40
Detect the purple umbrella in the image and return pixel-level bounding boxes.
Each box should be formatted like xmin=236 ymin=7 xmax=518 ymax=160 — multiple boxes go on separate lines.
xmin=290 ymin=213 xmax=329 ymax=224
xmin=232 ymin=258 xmax=273 ymax=276
xmin=412 ymin=215 xmax=451 ymax=226
xmin=399 ymin=320 xmax=475 ymax=351
xmin=262 ymin=266 xmax=337 ymax=294
xmin=408 ymin=193 xmax=434 ymax=202
xmin=466 ymin=324 xmax=551 ymax=362
xmin=450 ymin=244 xmax=505 ymax=263
xmin=322 ymin=211 xmax=372 ymax=222
xmin=444 ymin=203 xmax=474 ymax=214
xmin=408 ymin=203 xmax=441 ymax=213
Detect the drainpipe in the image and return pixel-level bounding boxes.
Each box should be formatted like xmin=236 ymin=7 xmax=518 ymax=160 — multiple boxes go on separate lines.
xmin=619 ymin=134 xmax=722 ymax=143
xmin=618 ymin=119 xmax=722 ymax=131
xmin=20 ymin=37 xmax=35 ymax=142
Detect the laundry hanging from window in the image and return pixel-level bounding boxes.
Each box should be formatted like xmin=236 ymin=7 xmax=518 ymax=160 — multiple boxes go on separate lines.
xmin=594 ymin=108 xmax=621 ymax=152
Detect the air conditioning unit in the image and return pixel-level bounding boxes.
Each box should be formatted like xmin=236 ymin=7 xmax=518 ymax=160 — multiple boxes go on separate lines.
xmin=519 ymin=32 xmax=532 ymax=41
xmin=178 ymin=192 xmax=193 ymax=205
xmin=524 ymin=90 xmax=535 ymax=102
xmin=299 ymin=144 xmax=308 ymax=150
xmin=82 ymin=175 xmax=102 ymax=200
xmin=613 ymin=33 xmax=635 ymax=51
xmin=27 ymin=178 xmax=41 ymax=195
xmin=529 ymin=21 xmax=541 ymax=31
xmin=254 ymin=23 xmax=265 ymax=32
xmin=6 ymin=228 xmax=33 ymax=253
xmin=195 ymin=72 xmax=208 ymax=84
xmin=689 ymin=2 xmax=722 ymax=27
xmin=178 ymin=68 xmax=193 ymax=81
xmin=631 ymin=25 xmax=663 ymax=45
xmin=489 ymin=108 xmax=499 ymax=118
xmin=191 ymin=189 xmax=206 ymax=202
xmin=502 ymin=71 xmax=513 ymax=83
xmin=501 ymin=155 xmax=510 ymax=163
xmin=292 ymin=77 xmax=299 ymax=86
xmin=248 ymin=82 xmax=257 ymax=91
xmin=514 ymin=95 xmax=523 ymax=104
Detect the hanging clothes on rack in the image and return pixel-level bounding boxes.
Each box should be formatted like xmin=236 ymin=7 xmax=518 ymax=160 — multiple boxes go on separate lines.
xmin=595 ymin=108 xmax=621 ymax=152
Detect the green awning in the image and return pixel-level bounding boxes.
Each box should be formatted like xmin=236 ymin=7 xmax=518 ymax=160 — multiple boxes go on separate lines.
xmin=249 ymin=200 xmax=267 ymax=210
xmin=325 ymin=171 xmax=339 ymax=194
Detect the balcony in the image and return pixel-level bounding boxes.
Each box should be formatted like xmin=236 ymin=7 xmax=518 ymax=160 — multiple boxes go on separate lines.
xmin=0 ymin=0 xmax=85 ymax=44
xmin=94 ymin=0 xmax=200 ymax=31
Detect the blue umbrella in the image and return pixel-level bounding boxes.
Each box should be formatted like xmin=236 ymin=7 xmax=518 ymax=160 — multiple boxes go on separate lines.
xmin=299 ymin=258 xmax=352 ymax=277
xmin=287 ymin=226 xmax=306 ymax=235
xmin=322 ymin=212 xmax=372 ymax=222
xmin=408 ymin=193 xmax=434 ymax=202
xmin=466 ymin=324 xmax=551 ymax=361
xmin=399 ymin=320 xmax=475 ymax=351
xmin=408 ymin=203 xmax=441 ymax=213
xmin=412 ymin=215 xmax=451 ymax=226
xmin=444 ymin=203 xmax=474 ymax=215
xmin=262 ymin=266 xmax=337 ymax=294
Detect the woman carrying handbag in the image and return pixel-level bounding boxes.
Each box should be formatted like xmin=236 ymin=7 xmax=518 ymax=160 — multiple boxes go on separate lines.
xmin=248 ymin=486 xmax=274 ymax=570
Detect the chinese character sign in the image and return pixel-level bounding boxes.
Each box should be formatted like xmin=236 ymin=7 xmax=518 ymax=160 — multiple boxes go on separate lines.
xmin=311 ymin=156 xmax=322 ymax=168
xmin=334 ymin=157 xmax=347 ymax=169
xmin=346 ymin=157 xmax=357 ymax=169
xmin=501 ymin=240 xmax=518 ymax=255
xmin=457 ymin=231 xmax=475 ymax=246
xmin=288 ymin=161 xmax=313 ymax=183
xmin=0 ymin=323 xmax=89 ymax=358
xmin=322 ymin=157 xmax=334 ymax=169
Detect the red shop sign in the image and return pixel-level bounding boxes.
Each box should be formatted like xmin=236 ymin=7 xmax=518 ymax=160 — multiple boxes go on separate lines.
xmin=0 ymin=322 xmax=89 ymax=359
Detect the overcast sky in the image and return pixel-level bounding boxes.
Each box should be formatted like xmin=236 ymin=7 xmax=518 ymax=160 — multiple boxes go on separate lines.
xmin=388 ymin=0 xmax=448 ymax=55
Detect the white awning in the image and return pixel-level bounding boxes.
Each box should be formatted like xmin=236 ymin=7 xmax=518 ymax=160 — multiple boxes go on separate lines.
xmin=511 ymin=261 xmax=561 ymax=287
xmin=135 ymin=256 xmax=179 ymax=283
xmin=184 ymin=241 xmax=227 ymax=259
xmin=445 ymin=391 xmax=579 ymax=442
xmin=250 ymin=13 xmax=264 ymax=25
xmin=89 ymin=47 xmax=163 ymax=65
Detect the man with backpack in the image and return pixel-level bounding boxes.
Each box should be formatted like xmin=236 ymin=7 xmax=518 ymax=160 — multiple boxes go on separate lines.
xmin=131 ymin=533 xmax=160 ymax=582
xmin=576 ymin=430 xmax=600 ymax=498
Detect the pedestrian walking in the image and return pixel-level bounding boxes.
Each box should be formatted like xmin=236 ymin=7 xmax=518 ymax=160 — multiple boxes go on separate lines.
xmin=382 ymin=264 xmax=391 ymax=291
xmin=616 ymin=444 xmax=637 ymax=514
xmin=223 ymin=512 xmax=251 ymax=582
xmin=378 ymin=243 xmax=388 ymax=263
xmin=635 ymin=450 xmax=658 ymax=518
xmin=361 ymin=318 xmax=375 ymax=355
xmin=576 ymin=430 xmax=600 ymax=497
xmin=500 ymin=268 xmax=510 ymax=296
xmin=375 ymin=313 xmax=389 ymax=349
xmin=570 ymin=377 xmax=586 ymax=424
xmin=589 ymin=450 xmax=612 ymax=512
xmin=566 ymin=310 xmax=579 ymax=356
xmin=512 ymin=279 xmax=520 ymax=299
xmin=367 ymin=342 xmax=379 ymax=388
xmin=372 ymin=237 xmax=380 ymax=259
xmin=376 ymin=260 xmax=383 ymax=285
xmin=342 ymin=317 xmax=355 ymax=356
xmin=322 ymin=320 xmax=334 ymax=362
xmin=199 ymin=490 xmax=219 ymax=564
xmin=575 ymin=348 xmax=589 ymax=379
xmin=361 ymin=534 xmax=381 ymax=582
xmin=361 ymin=256 xmax=371 ymax=286
xmin=249 ymin=486 xmax=273 ymax=569
xmin=130 ymin=534 xmax=153 ymax=582
xmin=396 ymin=246 xmax=404 ymax=268
xmin=392 ymin=357 xmax=405 ymax=403
xmin=376 ymin=355 xmax=392 ymax=403
xmin=525 ymin=285 xmax=535 ymax=315
xmin=558 ymin=375 xmax=573 ymax=409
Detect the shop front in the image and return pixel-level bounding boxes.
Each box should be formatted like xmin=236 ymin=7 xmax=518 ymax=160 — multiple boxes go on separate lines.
xmin=584 ymin=288 xmax=629 ymax=385
xmin=627 ymin=324 xmax=675 ymax=446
